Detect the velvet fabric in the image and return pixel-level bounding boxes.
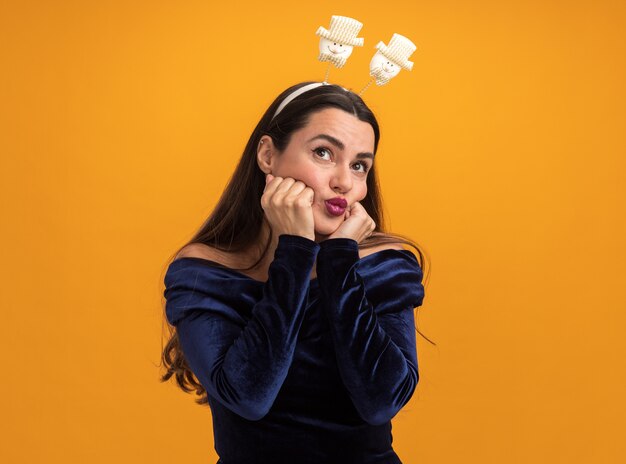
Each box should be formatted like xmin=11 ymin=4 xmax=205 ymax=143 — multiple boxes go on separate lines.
xmin=163 ymin=234 xmax=425 ymax=464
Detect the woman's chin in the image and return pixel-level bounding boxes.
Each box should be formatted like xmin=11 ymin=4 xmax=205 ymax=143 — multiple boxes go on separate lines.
xmin=313 ymin=208 xmax=345 ymax=239
xmin=314 ymin=221 xmax=343 ymax=239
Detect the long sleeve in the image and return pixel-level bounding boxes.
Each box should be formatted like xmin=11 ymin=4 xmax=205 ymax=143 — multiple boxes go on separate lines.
xmin=163 ymin=234 xmax=320 ymax=421
xmin=316 ymin=238 xmax=425 ymax=426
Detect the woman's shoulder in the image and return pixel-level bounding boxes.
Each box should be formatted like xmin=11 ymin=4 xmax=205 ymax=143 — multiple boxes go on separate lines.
xmin=356 ymin=241 xmax=425 ymax=309
xmin=357 ymin=240 xmax=421 ymax=277
xmin=358 ymin=241 xmax=405 ymax=259
xmin=172 ymin=243 xmax=269 ymax=281
xmin=165 ymin=244 xmax=264 ymax=326
xmin=175 ymin=243 xmax=240 ymax=267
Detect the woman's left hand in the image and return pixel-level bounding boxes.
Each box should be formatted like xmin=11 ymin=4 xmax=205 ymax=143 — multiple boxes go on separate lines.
xmin=327 ymin=201 xmax=376 ymax=243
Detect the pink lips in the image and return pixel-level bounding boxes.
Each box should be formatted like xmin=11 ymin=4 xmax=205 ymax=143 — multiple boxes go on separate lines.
xmin=325 ymin=197 xmax=347 ymax=216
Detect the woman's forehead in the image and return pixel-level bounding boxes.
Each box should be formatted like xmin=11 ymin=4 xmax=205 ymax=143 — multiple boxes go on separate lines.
xmin=296 ymin=108 xmax=375 ymax=148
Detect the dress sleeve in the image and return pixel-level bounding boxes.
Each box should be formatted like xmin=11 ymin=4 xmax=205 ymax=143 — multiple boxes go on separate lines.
xmin=163 ymin=234 xmax=320 ymax=421
xmin=316 ymin=238 xmax=425 ymax=426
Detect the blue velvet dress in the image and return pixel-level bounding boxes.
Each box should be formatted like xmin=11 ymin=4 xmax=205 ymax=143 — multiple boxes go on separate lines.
xmin=163 ymin=235 xmax=425 ymax=464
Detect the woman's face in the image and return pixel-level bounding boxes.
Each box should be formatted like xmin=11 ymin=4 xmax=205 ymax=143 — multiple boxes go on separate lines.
xmin=259 ymin=107 xmax=376 ymax=238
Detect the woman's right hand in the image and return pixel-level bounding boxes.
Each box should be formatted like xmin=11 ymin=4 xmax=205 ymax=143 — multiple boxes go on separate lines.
xmin=261 ymin=174 xmax=315 ymax=241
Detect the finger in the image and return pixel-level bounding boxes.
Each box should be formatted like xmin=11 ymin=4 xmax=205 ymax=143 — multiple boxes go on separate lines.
xmin=346 ymin=202 xmax=364 ymax=216
xmin=262 ymin=175 xmax=283 ymax=197
xmin=352 ymin=202 xmax=373 ymax=220
xmin=285 ymin=180 xmax=306 ymax=198
xmin=274 ymin=177 xmax=296 ymax=194
xmin=302 ymin=187 xmax=315 ymax=205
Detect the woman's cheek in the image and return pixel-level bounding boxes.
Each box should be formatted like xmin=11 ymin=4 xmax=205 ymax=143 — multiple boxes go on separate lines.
xmin=358 ymin=182 xmax=368 ymax=200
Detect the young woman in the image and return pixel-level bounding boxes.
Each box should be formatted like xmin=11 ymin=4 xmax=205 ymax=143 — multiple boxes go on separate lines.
xmin=160 ymin=81 xmax=432 ymax=463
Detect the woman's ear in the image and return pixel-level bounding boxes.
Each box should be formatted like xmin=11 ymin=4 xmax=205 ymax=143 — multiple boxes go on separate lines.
xmin=256 ymin=135 xmax=275 ymax=174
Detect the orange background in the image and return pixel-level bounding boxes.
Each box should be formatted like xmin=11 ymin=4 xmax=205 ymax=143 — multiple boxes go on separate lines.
xmin=2 ymin=0 xmax=625 ymax=463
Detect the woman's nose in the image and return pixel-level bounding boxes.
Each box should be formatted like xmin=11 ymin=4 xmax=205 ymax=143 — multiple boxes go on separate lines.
xmin=331 ymin=165 xmax=353 ymax=193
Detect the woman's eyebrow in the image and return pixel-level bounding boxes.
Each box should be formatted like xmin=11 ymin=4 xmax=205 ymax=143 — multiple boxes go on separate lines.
xmin=306 ymin=134 xmax=374 ymax=160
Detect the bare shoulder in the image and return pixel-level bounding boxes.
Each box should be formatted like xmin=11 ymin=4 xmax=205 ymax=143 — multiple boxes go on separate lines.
xmin=358 ymin=242 xmax=406 ymax=259
xmin=175 ymin=243 xmax=236 ymax=267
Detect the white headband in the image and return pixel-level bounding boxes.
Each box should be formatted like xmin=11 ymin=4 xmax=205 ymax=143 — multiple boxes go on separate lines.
xmin=271 ymin=82 xmax=352 ymax=120
xmin=271 ymin=82 xmax=327 ymax=120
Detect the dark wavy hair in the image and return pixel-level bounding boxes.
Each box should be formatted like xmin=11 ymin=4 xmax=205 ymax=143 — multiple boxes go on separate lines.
xmin=159 ymin=81 xmax=433 ymax=404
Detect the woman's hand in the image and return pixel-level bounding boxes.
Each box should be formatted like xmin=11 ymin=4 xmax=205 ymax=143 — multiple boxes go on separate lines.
xmin=327 ymin=201 xmax=376 ymax=243
xmin=261 ymin=174 xmax=315 ymax=241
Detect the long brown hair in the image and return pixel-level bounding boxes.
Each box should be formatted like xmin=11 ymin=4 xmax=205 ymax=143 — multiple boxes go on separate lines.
xmin=159 ymin=81 xmax=433 ymax=404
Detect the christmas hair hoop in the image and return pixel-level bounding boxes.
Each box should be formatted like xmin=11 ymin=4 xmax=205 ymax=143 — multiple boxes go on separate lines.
xmin=272 ymin=15 xmax=417 ymax=120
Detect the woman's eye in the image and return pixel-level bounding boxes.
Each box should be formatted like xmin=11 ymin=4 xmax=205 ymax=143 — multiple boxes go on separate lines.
xmin=353 ymin=162 xmax=371 ymax=173
xmin=314 ymin=147 xmax=332 ymax=160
